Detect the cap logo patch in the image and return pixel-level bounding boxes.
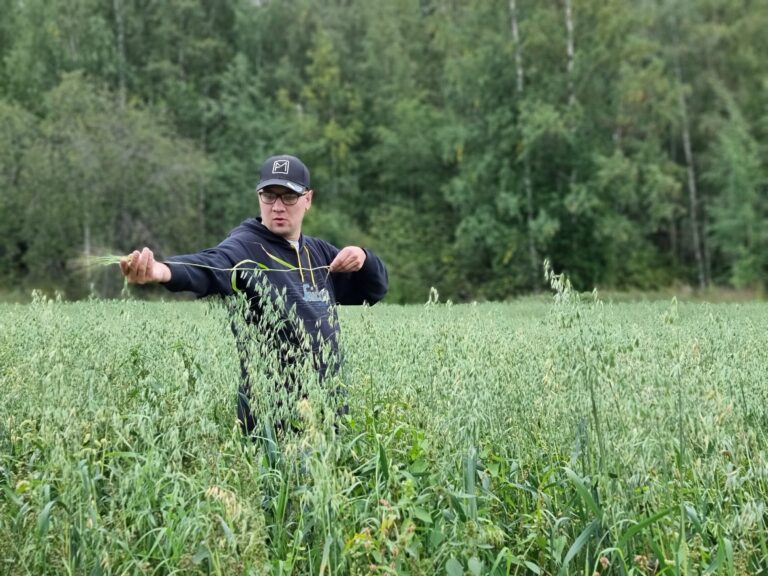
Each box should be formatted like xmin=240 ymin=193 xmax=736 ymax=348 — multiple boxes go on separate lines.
xmin=272 ymin=159 xmax=289 ymax=174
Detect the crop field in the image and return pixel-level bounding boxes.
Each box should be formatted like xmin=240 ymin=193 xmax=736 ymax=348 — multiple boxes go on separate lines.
xmin=1 ymin=287 xmax=767 ymax=575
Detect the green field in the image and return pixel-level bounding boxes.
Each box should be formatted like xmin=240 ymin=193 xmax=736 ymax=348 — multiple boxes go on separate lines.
xmin=1 ymin=289 xmax=767 ymax=575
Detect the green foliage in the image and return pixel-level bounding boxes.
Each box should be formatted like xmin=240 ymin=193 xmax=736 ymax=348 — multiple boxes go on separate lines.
xmin=367 ymin=201 xmax=453 ymax=303
xmin=704 ymin=85 xmax=766 ymax=289
xmin=5 ymin=73 xmax=208 ymax=298
xmin=0 ymin=298 xmax=268 ymax=574
xmin=3 ymin=296 xmax=768 ymax=572
xmin=0 ymin=99 xmax=36 ymax=285
xmin=0 ymin=0 xmax=766 ymax=299
xmin=2 ymin=0 xmax=113 ymax=111
xmin=203 ymin=53 xmax=282 ymax=241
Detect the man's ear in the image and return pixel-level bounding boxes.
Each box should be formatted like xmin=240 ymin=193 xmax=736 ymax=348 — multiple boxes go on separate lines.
xmin=305 ymin=189 xmax=313 ymax=209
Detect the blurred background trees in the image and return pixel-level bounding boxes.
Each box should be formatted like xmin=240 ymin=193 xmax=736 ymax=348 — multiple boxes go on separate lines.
xmin=0 ymin=0 xmax=766 ymax=301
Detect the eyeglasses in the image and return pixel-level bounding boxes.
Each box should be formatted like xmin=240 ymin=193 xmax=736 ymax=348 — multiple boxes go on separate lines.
xmin=258 ymin=189 xmax=307 ymax=206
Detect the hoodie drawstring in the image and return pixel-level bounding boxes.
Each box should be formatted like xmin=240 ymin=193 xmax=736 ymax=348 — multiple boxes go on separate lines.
xmin=304 ymin=245 xmax=317 ymax=288
xmin=291 ymin=245 xmax=306 ymax=283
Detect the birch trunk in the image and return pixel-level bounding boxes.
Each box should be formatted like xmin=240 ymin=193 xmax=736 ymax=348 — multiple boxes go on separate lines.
xmin=564 ymin=0 xmax=576 ymax=108
xmin=83 ymin=218 xmax=92 ymax=285
xmin=676 ymin=62 xmax=707 ymax=289
xmin=113 ymin=0 xmax=126 ymax=110
xmin=510 ymin=0 xmax=538 ymax=283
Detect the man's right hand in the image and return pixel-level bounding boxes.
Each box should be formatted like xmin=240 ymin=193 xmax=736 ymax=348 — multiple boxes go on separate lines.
xmin=120 ymin=247 xmax=171 ymax=284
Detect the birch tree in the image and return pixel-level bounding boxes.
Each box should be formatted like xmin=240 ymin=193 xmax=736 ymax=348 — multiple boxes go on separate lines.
xmin=510 ymin=0 xmax=539 ymax=284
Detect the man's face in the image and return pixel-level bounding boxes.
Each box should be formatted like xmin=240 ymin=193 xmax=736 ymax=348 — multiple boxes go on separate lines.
xmin=259 ymin=185 xmax=313 ymax=240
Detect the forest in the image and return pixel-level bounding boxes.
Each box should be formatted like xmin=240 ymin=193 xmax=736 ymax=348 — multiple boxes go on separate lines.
xmin=0 ymin=0 xmax=766 ymax=302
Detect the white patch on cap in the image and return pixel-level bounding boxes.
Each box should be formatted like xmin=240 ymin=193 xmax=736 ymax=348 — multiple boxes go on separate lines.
xmin=272 ymin=159 xmax=289 ymax=174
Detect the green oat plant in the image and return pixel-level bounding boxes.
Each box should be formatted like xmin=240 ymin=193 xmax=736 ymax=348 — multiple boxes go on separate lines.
xmin=2 ymin=273 xmax=768 ymax=574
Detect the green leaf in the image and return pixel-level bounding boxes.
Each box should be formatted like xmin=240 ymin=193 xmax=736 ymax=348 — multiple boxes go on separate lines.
xmin=412 ymin=507 xmax=433 ymax=524
xmin=723 ymin=535 xmax=734 ymax=574
xmin=262 ymin=250 xmax=296 ymax=270
xmin=558 ymin=519 xmax=600 ymax=575
xmin=524 ymin=561 xmax=542 ymax=574
xmin=468 ymin=556 xmax=483 ymax=576
xmin=377 ymin=440 xmax=390 ymax=484
xmin=617 ymin=507 xmax=674 ymax=549
xmin=446 ymin=557 xmax=464 ymax=576
xmin=683 ymin=502 xmax=703 ymax=534
xmin=191 ymin=542 xmax=211 ymax=566
xmin=449 ymin=493 xmax=467 ymax=522
xmin=319 ymin=536 xmax=332 ymax=575
xmin=564 ymin=467 xmax=601 ymax=519
xmin=409 ymin=458 xmax=428 ymax=475
xmin=2 ymin=484 xmax=24 ymax=508
xmin=430 ymin=523 xmax=444 ymax=548
xmin=37 ymin=500 xmax=56 ymax=539
xmin=704 ymin=539 xmax=725 ymax=574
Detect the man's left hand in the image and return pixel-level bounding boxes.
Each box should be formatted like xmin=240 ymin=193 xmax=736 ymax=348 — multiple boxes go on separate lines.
xmin=330 ymin=246 xmax=366 ymax=273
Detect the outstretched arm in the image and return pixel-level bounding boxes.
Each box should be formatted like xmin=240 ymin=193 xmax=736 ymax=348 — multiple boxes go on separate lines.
xmin=120 ymin=238 xmax=242 ymax=298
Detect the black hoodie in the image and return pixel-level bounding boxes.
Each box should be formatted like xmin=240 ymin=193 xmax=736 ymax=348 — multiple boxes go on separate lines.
xmin=163 ymin=217 xmax=388 ymax=373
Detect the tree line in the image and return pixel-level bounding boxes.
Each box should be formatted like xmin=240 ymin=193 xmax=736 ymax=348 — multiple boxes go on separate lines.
xmin=0 ymin=0 xmax=766 ymax=302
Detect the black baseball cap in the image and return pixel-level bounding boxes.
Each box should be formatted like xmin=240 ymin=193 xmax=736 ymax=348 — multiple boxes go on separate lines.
xmin=256 ymin=154 xmax=310 ymax=193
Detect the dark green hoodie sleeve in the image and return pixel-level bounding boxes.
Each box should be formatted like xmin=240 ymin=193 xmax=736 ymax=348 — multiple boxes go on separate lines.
xmin=163 ymin=235 xmax=249 ymax=297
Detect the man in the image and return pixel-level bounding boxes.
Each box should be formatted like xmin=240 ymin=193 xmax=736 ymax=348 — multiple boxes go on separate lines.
xmin=120 ymin=154 xmax=388 ymax=435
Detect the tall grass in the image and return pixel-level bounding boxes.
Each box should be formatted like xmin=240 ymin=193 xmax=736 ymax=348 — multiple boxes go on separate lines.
xmin=1 ymin=289 xmax=767 ymax=574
